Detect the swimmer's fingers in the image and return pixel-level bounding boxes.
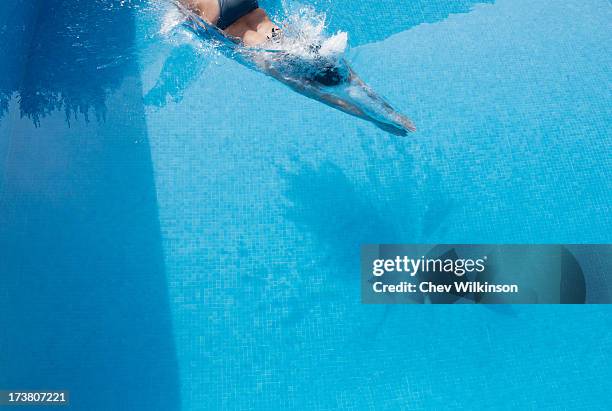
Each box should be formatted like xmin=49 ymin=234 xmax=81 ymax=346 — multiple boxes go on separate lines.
xmin=397 ymin=115 xmax=416 ymax=132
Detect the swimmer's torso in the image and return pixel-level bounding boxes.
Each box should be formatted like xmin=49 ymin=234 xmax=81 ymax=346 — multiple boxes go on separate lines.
xmin=182 ymin=0 xmax=276 ymax=46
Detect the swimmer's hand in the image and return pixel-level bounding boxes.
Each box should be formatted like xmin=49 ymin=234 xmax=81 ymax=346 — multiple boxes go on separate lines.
xmin=395 ymin=113 xmax=417 ymax=132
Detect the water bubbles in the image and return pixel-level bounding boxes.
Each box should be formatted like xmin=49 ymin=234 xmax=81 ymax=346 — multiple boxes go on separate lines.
xmin=160 ymin=5 xmax=185 ymax=36
xmin=271 ymin=5 xmax=348 ymax=60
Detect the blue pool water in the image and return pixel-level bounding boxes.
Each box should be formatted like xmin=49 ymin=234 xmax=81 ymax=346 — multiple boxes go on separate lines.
xmin=1 ymin=0 xmax=611 ymax=410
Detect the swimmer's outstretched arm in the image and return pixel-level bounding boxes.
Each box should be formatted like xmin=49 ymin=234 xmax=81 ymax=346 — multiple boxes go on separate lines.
xmin=312 ymin=87 xmax=414 ymax=136
xmin=264 ymin=65 xmax=415 ymax=135
xmin=346 ymin=68 xmax=416 ymax=132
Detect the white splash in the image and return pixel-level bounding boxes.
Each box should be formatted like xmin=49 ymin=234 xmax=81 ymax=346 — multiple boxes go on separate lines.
xmin=160 ymin=1 xmax=348 ymax=62
xmin=160 ymin=5 xmax=185 ymax=36
xmin=319 ymin=32 xmax=348 ymax=57
xmin=268 ymin=6 xmax=348 ymax=60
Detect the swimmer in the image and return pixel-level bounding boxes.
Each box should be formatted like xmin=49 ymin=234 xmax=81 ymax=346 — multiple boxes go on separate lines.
xmin=181 ymin=0 xmax=278 ymax=46
xmin=176 ymin=0 xmax=416 ymax=134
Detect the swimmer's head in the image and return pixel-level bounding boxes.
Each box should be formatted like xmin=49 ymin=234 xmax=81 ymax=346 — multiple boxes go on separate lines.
xmin=313 ymin=65 xmax=344 ymax=86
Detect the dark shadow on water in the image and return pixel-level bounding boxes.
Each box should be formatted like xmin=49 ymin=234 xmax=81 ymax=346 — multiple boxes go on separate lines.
xmin=281 ymin=161 xmax=397 ymax=269
xmin=0 ymin=0 xmax=40 ymax=119
xmin=326 ymin=0 xmax=497 ymax=46
xmin=0 ymin=1 xmax=180 ymax=410
xmin=279 ymin=152 xmax=523 ymax=336
xmin=279 ymin=136 xmax=516 ymax=336
xmin=278 ymin=138 xmax=450 ymax=339
xmin=0 ymin=0 xmax=143 ymax=124
xmin=280 ymin=137 xmax=454 ymax=278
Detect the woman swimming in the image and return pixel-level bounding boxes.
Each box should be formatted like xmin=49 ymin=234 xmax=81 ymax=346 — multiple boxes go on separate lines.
xmin=182 ymin=0 xmax=278 ymax=46
xmin=177 ymin=0 xmax=416 ymax=134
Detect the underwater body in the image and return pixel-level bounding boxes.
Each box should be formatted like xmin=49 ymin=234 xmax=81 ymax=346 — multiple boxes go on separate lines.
xmin=173 ymin=0 xmax=416 ymax=135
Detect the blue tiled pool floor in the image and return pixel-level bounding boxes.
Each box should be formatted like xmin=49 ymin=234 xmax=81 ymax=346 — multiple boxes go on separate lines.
xmin=1 ymin=0 xmax=611 ymax=409
xmin=136 ymin=0 xmax=611 ymax=408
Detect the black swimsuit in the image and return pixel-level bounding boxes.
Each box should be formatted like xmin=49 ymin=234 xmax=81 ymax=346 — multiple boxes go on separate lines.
xmin=216 ymin=0 xmax=259 ymax=30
